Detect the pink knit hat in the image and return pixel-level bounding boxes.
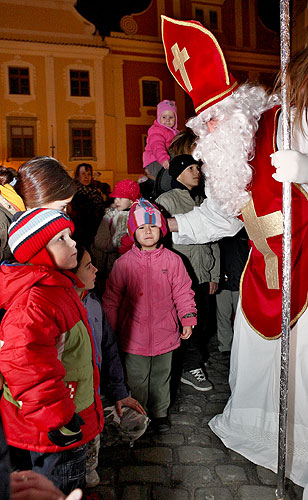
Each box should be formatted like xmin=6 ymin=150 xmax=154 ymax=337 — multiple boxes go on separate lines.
xmin=157 ymin=100 xmax=178 ymax=130
xmin=110 ymin=179 xmax=140 ymax=202
xmin=127 ymin=198 xmax=168 ymax=241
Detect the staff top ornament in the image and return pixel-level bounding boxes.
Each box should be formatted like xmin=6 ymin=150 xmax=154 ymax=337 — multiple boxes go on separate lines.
xmin=161 ymin=15 xmax=239 ymax=115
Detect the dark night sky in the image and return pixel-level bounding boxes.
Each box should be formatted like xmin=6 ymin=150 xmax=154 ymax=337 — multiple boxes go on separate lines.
xmin=258 ymin=0 xmax=281 ymax=34
xmin=75 ymin=0 xmax=152 ymax=37
xmin=75 ymin=0 xmax=281 ymax=38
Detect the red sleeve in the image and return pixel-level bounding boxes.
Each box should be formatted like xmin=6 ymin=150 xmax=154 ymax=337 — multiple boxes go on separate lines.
xmin=0 ymin=303 xmax=75 ymax=432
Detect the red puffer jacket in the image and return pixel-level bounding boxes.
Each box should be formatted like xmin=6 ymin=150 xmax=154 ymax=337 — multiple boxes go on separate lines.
xmin=102 ymin=245 xmax=197 ymax=356
xmin=0 ymin=263 xmax=104 ymax=453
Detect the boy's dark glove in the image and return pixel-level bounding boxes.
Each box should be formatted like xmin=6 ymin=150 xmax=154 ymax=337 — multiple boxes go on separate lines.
xmin=48 ymin=413 xmax=85 ymax=447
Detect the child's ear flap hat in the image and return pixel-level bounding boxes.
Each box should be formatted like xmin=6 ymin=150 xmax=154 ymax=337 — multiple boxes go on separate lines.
xmin=110 ymin=179 xmax=141 ymax=202
xmin=8 ymin=208 xmax=75 ymax=268
xmin=127 ymin=198 xmax=168 ymax=241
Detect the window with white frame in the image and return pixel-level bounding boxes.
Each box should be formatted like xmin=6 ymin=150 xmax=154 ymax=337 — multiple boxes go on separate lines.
xmin=70 ymin=70 xmax=90 ymax=97
xmin=65 ymin=65 xmax=94 ymax=102
xmin=69 ymin=120 xmax=96 ymax=160
xmin=193 ymin=4 xmax=222 ymax=31
xmin=8 ymin=67 xmax=30 ymax=95
xmin=141 ymin=79 xmax=161 ymax=107
xmin=7 ymin=117 xmax=36 ymax=159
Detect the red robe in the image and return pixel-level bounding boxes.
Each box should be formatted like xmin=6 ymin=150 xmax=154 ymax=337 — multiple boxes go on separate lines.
xmin=240 ymin=106 xmax=308 ymax=339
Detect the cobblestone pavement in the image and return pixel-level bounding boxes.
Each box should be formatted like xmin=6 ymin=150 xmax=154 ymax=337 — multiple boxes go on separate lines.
xmin=89 ymin=343 xmax=304 ymax=500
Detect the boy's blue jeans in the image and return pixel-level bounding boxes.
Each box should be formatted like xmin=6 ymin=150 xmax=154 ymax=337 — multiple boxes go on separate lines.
xmin=30 ymin=443 xmax=88 ymax=495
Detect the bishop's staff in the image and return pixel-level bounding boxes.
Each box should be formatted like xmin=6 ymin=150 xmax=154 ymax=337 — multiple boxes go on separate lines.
xmin=276 ymin=1 xmax=291 ymax=499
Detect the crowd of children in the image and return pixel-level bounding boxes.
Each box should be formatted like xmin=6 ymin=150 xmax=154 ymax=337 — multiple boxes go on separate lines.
xmin=1 ymin=12 xmax=307 ymax=496
xmin=0 ymin=100 xmax=222 ymax=499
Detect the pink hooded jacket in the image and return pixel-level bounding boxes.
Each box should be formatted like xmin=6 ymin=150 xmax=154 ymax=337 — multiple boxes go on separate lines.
xmin=143 ymin=100 xmax=179 ymax=168
xmin=102 ymin=244 xmax=197 ymax=357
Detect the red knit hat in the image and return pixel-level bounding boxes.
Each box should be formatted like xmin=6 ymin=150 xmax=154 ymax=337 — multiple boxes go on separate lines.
xmin=161 ymin=15 xmax=239 ymax=115
xmin=110 ymin=179 xmax=140 ymax=202
xmin=8 ymin=208 xmax=75 ymax=267
xmin=127 ymin=198 xmax=168 ymax=241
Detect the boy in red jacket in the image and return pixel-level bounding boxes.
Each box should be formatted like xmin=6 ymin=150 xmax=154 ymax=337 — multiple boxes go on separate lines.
xmin=0 ymin=208 xmax=104 ymax=494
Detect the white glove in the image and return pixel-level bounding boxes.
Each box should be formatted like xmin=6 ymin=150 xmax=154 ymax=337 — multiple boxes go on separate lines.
xmin=271 ymin=150 xmax=308 ymax=184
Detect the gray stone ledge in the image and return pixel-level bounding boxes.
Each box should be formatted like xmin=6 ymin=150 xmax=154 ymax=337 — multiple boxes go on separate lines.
xmin=215 ymin=464 xmax=247 ymax=483
xmin=152 ymin=486 xmax=189 ymax=500
xmin=118 ymin=465 xmax=168 ymax=484
xmin=134 ymin=447 xmax=173 ymax=464
xmin=172 ymin=464 xmax=215 ymax=487
xmin=195 ymin=486 xmax=233 ymax=499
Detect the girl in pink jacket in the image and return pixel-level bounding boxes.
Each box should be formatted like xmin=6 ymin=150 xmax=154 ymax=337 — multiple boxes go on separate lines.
xmin=102 ymin=199 xmax=196 ymax=433
xmin=143 ymin=100 xmax=179 ymax=192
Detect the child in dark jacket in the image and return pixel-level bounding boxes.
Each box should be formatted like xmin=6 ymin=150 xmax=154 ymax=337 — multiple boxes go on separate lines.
xmin=102 ymin=199 xmax=197 ymax=433
xmin=73 ymin=244 xmax=147 ymax=487
xmin=0 ymin=208 xmax=104 ymax=495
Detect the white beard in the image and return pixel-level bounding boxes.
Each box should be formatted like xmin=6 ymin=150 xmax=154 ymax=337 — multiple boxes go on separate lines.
xmin=187 ymin=84 xmax=279 ymax=216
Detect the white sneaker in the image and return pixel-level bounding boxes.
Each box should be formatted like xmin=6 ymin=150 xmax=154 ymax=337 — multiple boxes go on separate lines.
xmin=86 ymin=469 xmax=100 ymax=488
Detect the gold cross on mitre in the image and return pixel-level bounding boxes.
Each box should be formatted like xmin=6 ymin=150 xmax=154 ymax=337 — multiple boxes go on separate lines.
xmin=171 ymin=43 xmax=193 ymax=92
xmin=241 ymin=197 xmax=283 ymax=290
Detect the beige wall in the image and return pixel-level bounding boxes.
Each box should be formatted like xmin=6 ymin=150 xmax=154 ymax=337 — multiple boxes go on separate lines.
xmin=0 ymin=0 xmax=305 ymax=190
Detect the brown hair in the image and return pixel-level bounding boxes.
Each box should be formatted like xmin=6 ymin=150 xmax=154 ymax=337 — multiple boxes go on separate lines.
xmin=74 ymin=163 xmax=93 ymax=181
xmin=274 ymin=46 xmax=308 ymax=136
xmin=17 ymin=156 xmax=76 ymax=208
xmin=168 ymin=126 xmax=197 ymax=158
xmin=0 ymin=166 xmax=17 ymax=186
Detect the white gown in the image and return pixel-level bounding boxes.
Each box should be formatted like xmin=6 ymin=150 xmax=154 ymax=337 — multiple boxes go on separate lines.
xmin=173 ymin=113 xmax=308 ymax=495
xmin=209 ymin=304 xmax=308 ymax=491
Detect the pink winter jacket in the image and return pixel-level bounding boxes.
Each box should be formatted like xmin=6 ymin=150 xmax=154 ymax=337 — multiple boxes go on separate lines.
xmin=102 ymin=245 xmax=197 ymax=356
xmin=143 ymin=120 xmax=178 ymax=168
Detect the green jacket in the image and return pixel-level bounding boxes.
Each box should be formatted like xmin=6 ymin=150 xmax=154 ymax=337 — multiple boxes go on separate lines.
xmin=156 ymin=188 xmax=220 ymax=285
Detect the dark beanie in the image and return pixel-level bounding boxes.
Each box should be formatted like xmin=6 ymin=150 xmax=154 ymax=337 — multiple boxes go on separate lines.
xmin=169 ymin=154 xmax=199 ymax=180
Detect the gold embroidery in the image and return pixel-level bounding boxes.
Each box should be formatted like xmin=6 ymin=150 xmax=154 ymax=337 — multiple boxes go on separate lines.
xmin=161 ymin=15 xmax=236 ymax=103
xmin=162 ymin=16 xmax=230 ymax=83
xmin=241 ymin=197 xmax=283 ymax=289
xmin=171 ymin=43 xmax=192 ymax=92
xmin=195 ymin=81 xmax=239 ymax=114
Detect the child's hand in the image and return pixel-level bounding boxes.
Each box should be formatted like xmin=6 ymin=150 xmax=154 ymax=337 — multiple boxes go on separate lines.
xmin=115 ymin=397 xmax=147 ymax=417
xmin=10 ymin=470 xmax=83 ymax=500
xmin=209 ymin=282 xmax=218 ymax=295
xmin=162 ymin=160 xmax=169 ymax=169
xmin=181 ymin=326 xmax=193 ymax=339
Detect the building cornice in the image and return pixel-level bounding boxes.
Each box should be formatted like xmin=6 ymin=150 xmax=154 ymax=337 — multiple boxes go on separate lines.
xmin=0 ymin=39 xmax=109 ymax=58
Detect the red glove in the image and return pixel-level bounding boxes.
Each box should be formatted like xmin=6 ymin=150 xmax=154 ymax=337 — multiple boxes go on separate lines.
xmin=119 ymin=233 xmax=133 ymax=254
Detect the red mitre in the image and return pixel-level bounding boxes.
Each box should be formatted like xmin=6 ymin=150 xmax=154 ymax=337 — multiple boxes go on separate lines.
xmin=161 ymin=15 xmax=239 ymax=115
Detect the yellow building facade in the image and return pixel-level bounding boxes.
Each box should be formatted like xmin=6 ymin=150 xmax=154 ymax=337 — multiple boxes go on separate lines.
xmin=0 ymin=0 xmax=114 ymax=184
xmin=0 ymin=0 xmax=307 ymax=187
